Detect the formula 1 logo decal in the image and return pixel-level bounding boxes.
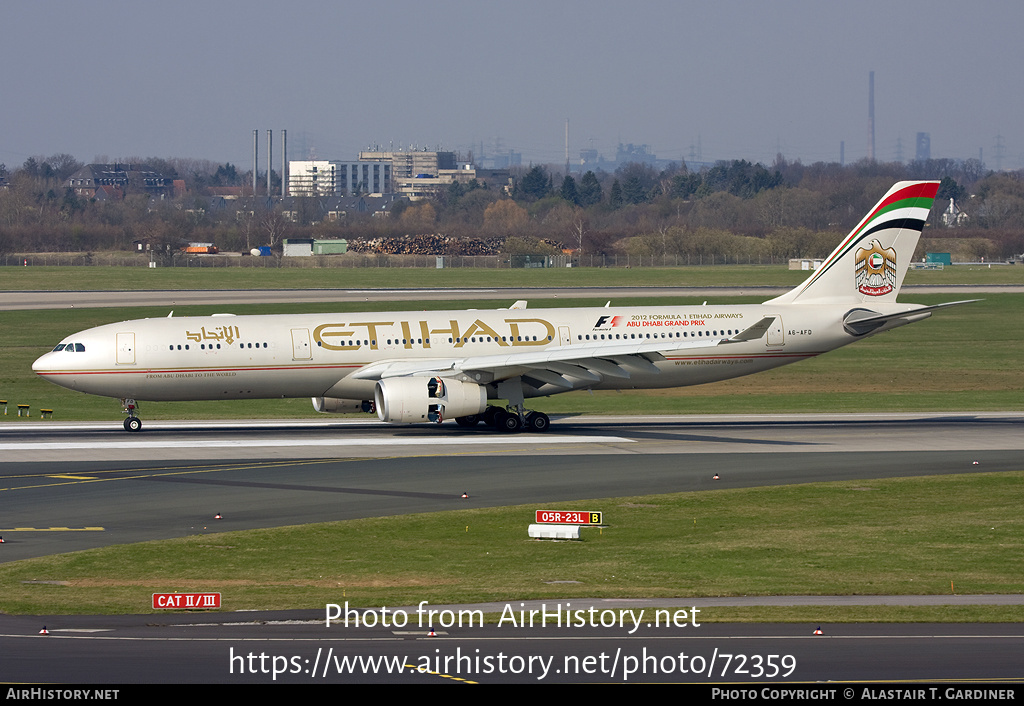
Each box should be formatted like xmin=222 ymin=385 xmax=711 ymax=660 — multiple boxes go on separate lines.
xmin=855 ymin=240 xmax=897 ymax=297
xmin=593 ymin=315 xmax=625 ymax=329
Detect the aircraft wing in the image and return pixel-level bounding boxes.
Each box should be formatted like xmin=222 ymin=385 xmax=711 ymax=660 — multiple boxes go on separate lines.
xmin=351 ymin=316 xmax=777 ymax=389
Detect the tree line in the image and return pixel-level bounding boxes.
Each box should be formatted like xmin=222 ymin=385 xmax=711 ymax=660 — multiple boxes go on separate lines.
xmin=1 ymin=152 xmax=1022 ymax=262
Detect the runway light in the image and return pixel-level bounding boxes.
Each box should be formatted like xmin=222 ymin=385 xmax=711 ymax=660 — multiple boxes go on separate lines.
xmin=39 ymin=626 xmax=49 ymax=635
xmin=813 ymin=626 xmax=823 ymax=635
xmin=214 ymin=513 xmax=222 ymax=519
xmin=713 ymin=474 xmax=720 ymax=480
xmin=461 ymin=492 xmax=469 ymax=499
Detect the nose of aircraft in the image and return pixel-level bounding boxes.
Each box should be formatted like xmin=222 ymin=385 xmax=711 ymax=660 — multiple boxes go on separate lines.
xmin=32 ymin=351 xmax=55 ymax=375
xmin=33 ymin=346 xmax=90 ymax=393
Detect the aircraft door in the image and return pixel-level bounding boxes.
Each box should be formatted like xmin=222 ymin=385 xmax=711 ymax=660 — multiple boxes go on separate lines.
xmin=116 ymin=332 xmax=135 ymax=365
xmin=291 ymin=328 xmax=312 ymax=360
xmin=766 ymin=315 xmax=784 ymax=350
xmin=558 ymin=326 xmax=572 ymax=346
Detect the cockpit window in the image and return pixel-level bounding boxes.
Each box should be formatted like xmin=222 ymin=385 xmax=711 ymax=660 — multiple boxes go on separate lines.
xmin=75 ymin=343 xmax=85 ymax=352
xmin=52 ymin=344 xmax=66 ymax=351
xmin=53 ymin=342 xmax=86 ymax=352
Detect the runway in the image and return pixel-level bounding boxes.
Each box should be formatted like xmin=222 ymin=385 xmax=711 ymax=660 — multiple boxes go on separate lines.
xmin=2 ymin=284 xmax=1021 ymax=310
xmin=3 ymin=613 xmax=1023 ymax=684
xmin=2 ymin=413 xmax=1022 ymax=561
xmin=2 ymin=413 xmax=1023 ymax=684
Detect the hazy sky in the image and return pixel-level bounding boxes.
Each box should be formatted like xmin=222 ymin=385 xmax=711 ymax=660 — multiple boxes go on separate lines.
xmin=3 ymin=0 xmax=1023 ymax=171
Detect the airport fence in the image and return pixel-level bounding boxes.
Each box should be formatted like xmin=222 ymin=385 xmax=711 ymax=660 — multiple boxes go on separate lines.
xmin=3 ymin=252 xmax=785 ymax=268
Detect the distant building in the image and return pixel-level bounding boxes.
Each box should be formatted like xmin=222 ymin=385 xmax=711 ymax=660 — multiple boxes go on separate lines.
xmin=66 ymin=163 xmax=174 ymax=199
xmin=916 ymin=133 xmax=931 ymax=162
xmin=616 ymin=143 xmax=657 ymax=165
xmin=288 ymin=160 xmax=392 ymax=197
xmin=282 ymin=238 xmax=314 ymax=257
xmin=578 ymin=143 xmax=674 ymax=171
xmin=359 ymin=150 xmax=456 ymax=180
xmin=942 ymin=199 xmax=969 ymax=227
xmin=480 ymin=150 xmax=522 ymax=170
xmin=313 ymin=239 xmax=348 ymax=255
xmin=395 ymin=167 xmax=510 ymax=200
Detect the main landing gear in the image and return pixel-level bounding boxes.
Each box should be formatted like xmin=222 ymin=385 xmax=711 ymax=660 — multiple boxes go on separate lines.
xmin=454 ymin=406 xmax=550 ymax=433
xmin=121 ymin=398 xmax=142 ymax=432
xmin=454 ymin=376 xmax=550 ymax=433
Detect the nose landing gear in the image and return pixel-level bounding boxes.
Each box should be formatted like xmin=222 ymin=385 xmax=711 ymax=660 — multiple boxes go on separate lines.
xmin=121 ymin=399 xmax=142 ymax=432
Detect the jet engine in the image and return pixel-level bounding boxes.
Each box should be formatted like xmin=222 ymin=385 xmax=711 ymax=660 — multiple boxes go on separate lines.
xmin=311 ymin=397 xmax=374 ymax=414
xmin=374 ymin=377 xmax=486 ymax=424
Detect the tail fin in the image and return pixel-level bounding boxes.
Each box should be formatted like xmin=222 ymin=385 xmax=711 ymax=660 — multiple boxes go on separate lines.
xmin=766 ymin=181 xmax=939 ymax=305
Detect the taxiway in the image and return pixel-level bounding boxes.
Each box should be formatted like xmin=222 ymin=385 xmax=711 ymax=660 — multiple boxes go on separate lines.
xmin=1 ymin=413 xmax=1021 ymax=561
xmin=2 ymin=413 xmax=1023 ymax=684
xmin=2 ymin=284 xmax=1021 ymax=310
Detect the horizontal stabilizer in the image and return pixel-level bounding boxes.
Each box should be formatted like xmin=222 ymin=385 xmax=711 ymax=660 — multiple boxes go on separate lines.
xmin=843 ymin=300 xmax=981 ymax=335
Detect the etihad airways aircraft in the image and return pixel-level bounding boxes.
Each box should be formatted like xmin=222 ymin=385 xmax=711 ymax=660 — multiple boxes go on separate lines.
xmin=33 ymin=181 xmax=972 ymax=433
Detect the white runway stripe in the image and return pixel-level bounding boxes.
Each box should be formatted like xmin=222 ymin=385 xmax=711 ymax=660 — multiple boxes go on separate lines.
xmin=0 ymin=435 xmax=632 ymax=451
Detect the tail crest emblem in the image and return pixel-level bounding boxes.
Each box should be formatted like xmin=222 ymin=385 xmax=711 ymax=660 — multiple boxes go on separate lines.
xmin=855 ymin=240 xmax=898 ymax=297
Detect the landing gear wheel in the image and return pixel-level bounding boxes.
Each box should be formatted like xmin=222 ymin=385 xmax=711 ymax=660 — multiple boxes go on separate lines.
xmin=482 ymin=406 xmax=502 ymax=427
xmin=524 ymin=411 xmax=550 ymax=433
xmin=494 ymin=410 xmax=522 ymax=433
xmin=124 ymin=417 xmax=142 ymax=432
xmin=455 ymin=415 xmax=480 ymax=428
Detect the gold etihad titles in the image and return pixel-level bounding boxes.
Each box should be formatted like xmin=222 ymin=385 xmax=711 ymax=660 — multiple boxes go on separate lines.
xmin=313 ymin=318 xmax=556 ymax=351
xmin=185 ymin=325 xmax=240 ymax=344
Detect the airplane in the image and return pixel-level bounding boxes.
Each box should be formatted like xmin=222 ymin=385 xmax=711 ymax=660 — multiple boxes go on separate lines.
xmin=33 ymin=181 xmax=975 ymax=433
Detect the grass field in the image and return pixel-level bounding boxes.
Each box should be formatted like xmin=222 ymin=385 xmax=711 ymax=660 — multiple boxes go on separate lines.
xmin=0 ymin=471 xmax=1021 ymax=618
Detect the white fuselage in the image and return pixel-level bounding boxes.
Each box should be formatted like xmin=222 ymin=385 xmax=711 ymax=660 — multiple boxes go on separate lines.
xmin=31 ymin=300 xmax=915 ymax=404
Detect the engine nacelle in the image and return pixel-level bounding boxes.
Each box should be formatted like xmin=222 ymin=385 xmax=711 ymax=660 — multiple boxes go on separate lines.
xmin=311 ymin=397 xmax=373 ymax=414
xmin=374 ymin=377 xmax=486 ymax=424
